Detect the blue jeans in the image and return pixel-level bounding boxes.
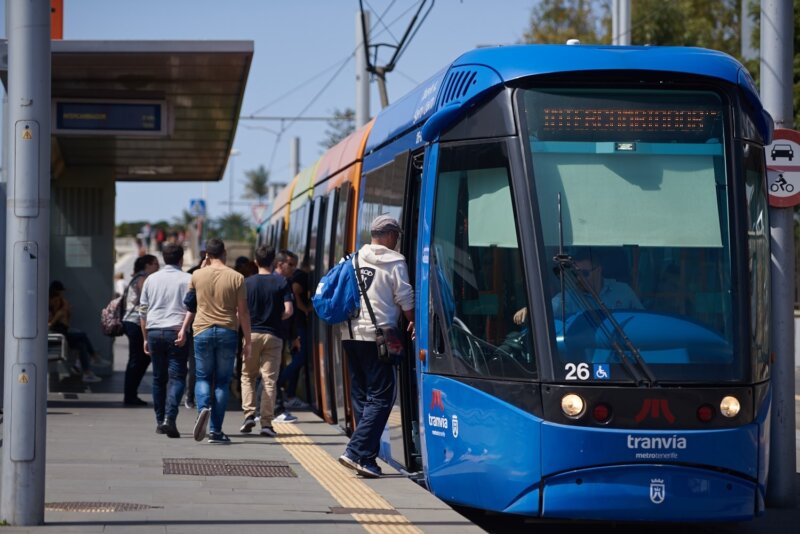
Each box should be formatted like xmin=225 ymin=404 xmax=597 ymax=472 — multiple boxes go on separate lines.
xmin=194 ymin=326 xmax=238 ymax=434
xmin=147 ymin=329 xmax=189 ymax=423
xmin=278 ymin=324 xmax=307 ymax=398
xmin=343 ymin=340 xmax=395 ymax=464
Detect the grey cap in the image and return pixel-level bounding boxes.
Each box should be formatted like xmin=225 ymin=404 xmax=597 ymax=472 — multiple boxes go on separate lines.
xmin=370 ymin=214 xmax=402 ymax=235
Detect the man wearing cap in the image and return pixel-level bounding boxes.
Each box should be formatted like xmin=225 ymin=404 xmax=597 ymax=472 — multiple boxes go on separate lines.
xmin=338 ymin=214 xmax=415 ymax=478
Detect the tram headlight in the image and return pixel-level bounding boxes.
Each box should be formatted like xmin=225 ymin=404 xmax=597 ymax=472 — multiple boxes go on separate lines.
xmin=561 ymin=394 xmax=585 ymax=418
xmin=720 ymin=396 xmax=741 ymax=418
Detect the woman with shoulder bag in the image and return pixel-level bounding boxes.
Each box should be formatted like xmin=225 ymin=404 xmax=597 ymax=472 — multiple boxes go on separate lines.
xmin=123 ymin=254 xmax=159 ymax=406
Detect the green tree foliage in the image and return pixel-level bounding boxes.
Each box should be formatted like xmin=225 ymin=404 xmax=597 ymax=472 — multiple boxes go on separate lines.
xmin=522 ymin=0 xmax=799 ymax=125
xmin=206 ymin=212 xmax=254 ymax=244
xmin=320 ymin=108 xmax=355 ymax=149
xmin=523 ymin=0 xmax=610 ymax=44
xmin=242 ymin=165 xmax=270 ymax=202
xmin=630 ymin=0 xmax=740 ymax=53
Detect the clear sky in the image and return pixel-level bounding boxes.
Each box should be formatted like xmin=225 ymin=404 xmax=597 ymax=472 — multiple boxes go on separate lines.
xmin=2 ymin=0 xmax=536 ymax=224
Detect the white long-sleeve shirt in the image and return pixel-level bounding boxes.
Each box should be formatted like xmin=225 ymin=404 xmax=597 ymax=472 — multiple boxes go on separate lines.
xmin=343 ymin=243 xmax=414 ymax=341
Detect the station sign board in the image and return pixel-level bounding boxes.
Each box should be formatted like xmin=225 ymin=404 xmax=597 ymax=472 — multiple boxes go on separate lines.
xmin=766 ymin=128 xmax=800 ymax=208
xmin=52 ymin=99 xmax=168 ymax=136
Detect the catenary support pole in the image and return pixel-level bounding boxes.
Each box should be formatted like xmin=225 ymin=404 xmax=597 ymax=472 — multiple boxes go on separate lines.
xmin=762 ymin=0 xmax=796 ymax=508
xmin=1 ymin=0 xmax=51 ymax=525
xmin=290 ymin=137 xmax=300 ymax=178
xmin=355 ymin=10 xmax=371 ymax=127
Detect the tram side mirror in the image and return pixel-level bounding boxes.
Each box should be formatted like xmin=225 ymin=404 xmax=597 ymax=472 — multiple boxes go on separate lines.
xmin=421 ymin=103 xmax=462 ymax=142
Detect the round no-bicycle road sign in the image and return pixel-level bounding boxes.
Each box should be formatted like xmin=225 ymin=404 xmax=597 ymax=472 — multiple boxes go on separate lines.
xmin=766 ymin=128 xmax=800 ymax=208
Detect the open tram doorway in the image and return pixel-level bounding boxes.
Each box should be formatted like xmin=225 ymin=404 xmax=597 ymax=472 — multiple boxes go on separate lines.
xmin=396 ymin=150 xmax=423 ymax=472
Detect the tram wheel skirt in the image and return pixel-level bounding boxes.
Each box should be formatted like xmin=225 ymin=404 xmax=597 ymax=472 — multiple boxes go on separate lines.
xmin=541 ymin=464 xmax=756 ymax=522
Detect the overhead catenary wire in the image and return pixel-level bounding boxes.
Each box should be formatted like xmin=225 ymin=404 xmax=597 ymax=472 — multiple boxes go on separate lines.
xmin=247 ymin=1 xmax=431 ymax=177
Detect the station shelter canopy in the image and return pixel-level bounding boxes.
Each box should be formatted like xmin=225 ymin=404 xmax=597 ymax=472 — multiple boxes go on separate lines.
xmin=1 ymin=40 xmax=253 ymax=182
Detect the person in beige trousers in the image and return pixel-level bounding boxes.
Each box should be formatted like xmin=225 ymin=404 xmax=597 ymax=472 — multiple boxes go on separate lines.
xmin=239 ymin=245 xmax=294 ymax=436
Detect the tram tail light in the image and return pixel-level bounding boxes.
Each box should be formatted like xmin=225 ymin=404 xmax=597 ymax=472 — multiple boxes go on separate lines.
xmin=720 ymin=396 xmax=740 ymax=418
xmin=561 ymin=394 xmax=585 ymax=418
xmin=591 ymin=403 xmax=612 ymax=423
xmin=697 ymin=404 xmax=714 ymax=423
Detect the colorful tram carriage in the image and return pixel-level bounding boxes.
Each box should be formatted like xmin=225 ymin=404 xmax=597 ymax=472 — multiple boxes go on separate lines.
xmin=261 ymin=44 xmax=773 ymax=522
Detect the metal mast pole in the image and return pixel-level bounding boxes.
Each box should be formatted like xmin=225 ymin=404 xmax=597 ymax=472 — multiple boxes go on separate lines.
xmin=762 ymin=0 xmax=796 ymax=508
xmin=1 ymin=0 xmax=51 ymax=524
xmin=619 ymin=0 xmax=631 ymax=45
xmin=290 ymin=137 xmax=301 ymax=177
xmin=355 ymin=10 xmax=371 ymax=127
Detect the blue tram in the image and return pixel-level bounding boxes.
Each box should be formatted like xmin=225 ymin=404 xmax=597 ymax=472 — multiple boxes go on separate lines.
xmin=262 ymin=44 xmax=773 ymax=521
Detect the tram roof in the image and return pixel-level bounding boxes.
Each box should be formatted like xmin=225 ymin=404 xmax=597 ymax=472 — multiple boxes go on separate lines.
xmin=366 ymin=44 xmax=771 ymax=153
xmin=1 ymin=40 xmax=253 ymax=182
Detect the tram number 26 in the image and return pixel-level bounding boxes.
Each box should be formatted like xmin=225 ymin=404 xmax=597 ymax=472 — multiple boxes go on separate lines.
xmin=565 ymin=362 xmax=590 ymax=381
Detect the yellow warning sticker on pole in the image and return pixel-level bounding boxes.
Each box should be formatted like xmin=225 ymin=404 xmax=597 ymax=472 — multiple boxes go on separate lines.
xmin=18 ymin=372 xmax=29 ymax=384
xmin=21 ymin=129 xmax=32 ymax=140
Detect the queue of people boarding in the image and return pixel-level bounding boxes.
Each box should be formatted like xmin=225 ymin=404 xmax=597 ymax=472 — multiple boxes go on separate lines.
xmin=50 ymin=214 xmax=416 ymax=481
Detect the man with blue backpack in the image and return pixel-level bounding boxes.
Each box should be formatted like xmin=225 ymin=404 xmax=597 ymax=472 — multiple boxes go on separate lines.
xmin=315 ymin=214 xmax=415 ymax=478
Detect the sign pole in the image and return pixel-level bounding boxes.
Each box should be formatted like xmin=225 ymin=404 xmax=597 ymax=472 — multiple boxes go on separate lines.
xmin=761 ymin=0 xmax=796 ymax=508
xmin=1 ymin=0 xmax=51 ymax=524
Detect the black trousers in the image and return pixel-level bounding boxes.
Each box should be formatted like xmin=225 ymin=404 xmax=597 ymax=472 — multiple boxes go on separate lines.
xmin=123 ymin=320 xmax=151 ymax=401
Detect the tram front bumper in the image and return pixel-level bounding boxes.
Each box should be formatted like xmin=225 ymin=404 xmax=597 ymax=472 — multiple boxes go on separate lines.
xmin=540 ymin=464 xmax=756 ymax=522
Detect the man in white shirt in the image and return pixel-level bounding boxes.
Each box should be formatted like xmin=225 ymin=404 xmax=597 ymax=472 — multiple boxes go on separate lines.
xmin=138 ymin=243 xmax=192 ymax=438
xmin=338 ymin=215 xmax=415 ymax=478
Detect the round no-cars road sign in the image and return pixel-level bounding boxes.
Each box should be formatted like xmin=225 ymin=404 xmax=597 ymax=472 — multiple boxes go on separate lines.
xmin=766 ymin=128 xmax=800 ymax=208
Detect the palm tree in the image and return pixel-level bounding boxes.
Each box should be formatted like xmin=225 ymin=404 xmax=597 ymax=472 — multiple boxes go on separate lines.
xmin=243 ymin=165 xmax=270 ymax=203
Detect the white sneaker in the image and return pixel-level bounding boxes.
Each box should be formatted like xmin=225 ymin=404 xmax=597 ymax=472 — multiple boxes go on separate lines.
xmin=82 ymin=372 xmax=102 ymax=383
xmin=273 ymin=412 xmax=297 ymax=423
xmin=285 ymin=397 xmax=309 ymax=409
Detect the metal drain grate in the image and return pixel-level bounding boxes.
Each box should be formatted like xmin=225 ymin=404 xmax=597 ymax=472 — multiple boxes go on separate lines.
xmin=163 ymin=458 xmax=297 ymax=477
xmin=330 ymin=507 xmax=401 ymax=516
xmin=45 ymin=502 xmax=159 ymax=513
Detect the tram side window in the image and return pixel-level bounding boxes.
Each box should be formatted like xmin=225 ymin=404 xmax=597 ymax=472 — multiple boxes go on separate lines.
xmin=358 ymin=156 xmax=408 ymax=247
xmin=288 ymin=203 xmax=309 ymax=257
xmin=333 ymin=183 xmax=352 ymax=261
xmin=431 ymin=142 xmax=536 ymax=380
xmin=744 ymin=142 xmax=770 ymax=380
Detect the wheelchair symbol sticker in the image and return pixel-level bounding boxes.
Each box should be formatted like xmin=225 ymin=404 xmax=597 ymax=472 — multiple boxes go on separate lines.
xmin=593 ymin=364 xmax=610 ymax=380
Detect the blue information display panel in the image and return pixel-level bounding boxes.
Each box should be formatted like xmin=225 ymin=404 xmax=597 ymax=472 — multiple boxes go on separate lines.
xmin=53 ymin=100 xmax=167 ymax=136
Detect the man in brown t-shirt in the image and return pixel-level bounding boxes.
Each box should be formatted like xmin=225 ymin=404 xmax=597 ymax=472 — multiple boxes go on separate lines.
xmin=179 ymin=238 xmax=251 ymax=444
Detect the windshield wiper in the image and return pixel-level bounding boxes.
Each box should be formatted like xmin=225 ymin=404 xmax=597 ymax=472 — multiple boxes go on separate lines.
xmin=558 ymin=261 xmax=657 ymax=387
xmin=553 ymin=193 xmax=656 ymax=387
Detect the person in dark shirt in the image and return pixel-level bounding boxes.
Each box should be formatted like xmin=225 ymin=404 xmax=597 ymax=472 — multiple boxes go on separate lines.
xmin=279 ymin=255 xmax=311 ymax=409
xmin=239 ymin=245 xmax=294 ymax=437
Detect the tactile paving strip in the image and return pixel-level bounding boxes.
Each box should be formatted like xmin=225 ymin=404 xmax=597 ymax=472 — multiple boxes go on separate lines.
xmin=274 ymin=422 xmax=423 ymax=534
xmin=163 ymin=458 xmax=297 ymax=477
xmin=45 ymin=502 xmax=159 ymax=513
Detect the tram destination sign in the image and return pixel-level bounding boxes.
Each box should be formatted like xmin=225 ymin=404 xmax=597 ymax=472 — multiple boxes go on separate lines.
xmin=765 ymin=128 xmax=800 ymax=208
xmin=52 ymin=99 xmax=168 ymax=136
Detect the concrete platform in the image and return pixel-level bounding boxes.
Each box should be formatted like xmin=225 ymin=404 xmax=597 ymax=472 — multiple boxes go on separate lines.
xmin=0 ymin=336 xmax=798 ymax=532
xmin=0 ymin=336 xmax=482 ymax=533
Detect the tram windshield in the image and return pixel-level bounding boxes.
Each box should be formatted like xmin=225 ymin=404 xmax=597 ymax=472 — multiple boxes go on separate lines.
xmin=520 ymin=88 xmax=740 ymax=383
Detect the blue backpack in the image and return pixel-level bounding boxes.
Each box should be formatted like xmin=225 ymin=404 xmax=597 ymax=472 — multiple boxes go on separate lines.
xmin=312 ymin=253 xmax=361 ymax=324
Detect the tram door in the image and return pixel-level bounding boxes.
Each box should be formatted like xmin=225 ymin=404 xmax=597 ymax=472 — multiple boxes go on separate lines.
xmin=308 ymin=195 xmax=336 ymax=422
xmin=396 ymin=150 xmax=423 ymax=471
xmin=331 ymin=184 xmax=354 ymax=434
xmin=312 ymin=194 xmax=337 ymax=423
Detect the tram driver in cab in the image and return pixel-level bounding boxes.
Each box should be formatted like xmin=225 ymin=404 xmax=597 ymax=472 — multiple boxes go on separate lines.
xmin=513 ymin=249 xmax=643 ymax=325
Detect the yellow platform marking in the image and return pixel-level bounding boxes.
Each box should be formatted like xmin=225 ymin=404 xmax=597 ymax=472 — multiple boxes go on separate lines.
xmin=274 ymin=422 xmax=422 ymax=534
